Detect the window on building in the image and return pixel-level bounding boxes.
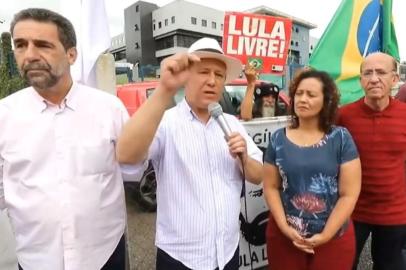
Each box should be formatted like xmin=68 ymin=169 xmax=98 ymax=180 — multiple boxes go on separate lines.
xmin=135 ymin=5 xmax=139 ymax=12
xmin=289 ymin=50 xmax=300 ymax=64
xmin=221 ymin=24 xmax=223 ymax=31
xmin=135 ymin=42 xmax=140 ymax=49
xmin=291 ymin=40 xmax=294 ymax=46
xmin=158 ymin=22 xmax=162 ymax=29
xmin=295 ymin=41 xmax=299 ymax=46
xmin=202 ymin=19 xmax=207 ymax=27
xmin=171 ymin=16 xmax=175 ymax=24
xmin=191 ymin=17 xmax=197 ymax=25
xmin=212 ymin=22 xmax=216 ymax=29
xmin=310 ymin=45 xmax=313 ymax=50
xmin=114 ymin=50 xmax=126 ymax=61
xmin=153 ymin=24 xmax=155 ymax=31
xmin=156 ymin=36 xmax=175 ymax=50
xmin=134 ymin=24 xmax=139 ymax=31
xmin=165 ymin=19 xmax=168 ymax=26
xmin=296 ymin=27 xmax=299 ymax=33
xmin=177 ymin=35 xmax=199 ymax=48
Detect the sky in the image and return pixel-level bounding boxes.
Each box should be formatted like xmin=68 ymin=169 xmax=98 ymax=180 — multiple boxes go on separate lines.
xmin=1 ymin=0 xmax=405 ymax=61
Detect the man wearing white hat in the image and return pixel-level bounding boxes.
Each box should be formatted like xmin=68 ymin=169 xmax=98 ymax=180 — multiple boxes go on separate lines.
xmin=117 ymin=38 xmax=263 ymax=270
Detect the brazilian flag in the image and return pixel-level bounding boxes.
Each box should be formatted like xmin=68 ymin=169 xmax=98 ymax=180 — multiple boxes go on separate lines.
xmin=309 ymin=0 xmax=399 ymax=104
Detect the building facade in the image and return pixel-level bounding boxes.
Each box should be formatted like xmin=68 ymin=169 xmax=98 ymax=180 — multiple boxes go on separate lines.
xmin=115 ymin=0 xmax=316 ymax=68
xmin=309 ymin=36 xmax=319 ymax=58
xmin=152 ymin=1 xmax=224 ymax=62
xmin=124 ymin=1 xmax=159 ymax=66
xmin=110 ymin=33 xmax=126 ymax=62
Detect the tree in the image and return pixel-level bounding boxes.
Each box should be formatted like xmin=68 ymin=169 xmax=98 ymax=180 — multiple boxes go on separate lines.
xmin=0 ymin=32 xmax=26 ymax=99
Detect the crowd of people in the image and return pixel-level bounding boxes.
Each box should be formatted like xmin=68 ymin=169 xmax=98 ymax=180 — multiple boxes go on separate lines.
xmin=0 ymin=7 xmax=405 ymax=270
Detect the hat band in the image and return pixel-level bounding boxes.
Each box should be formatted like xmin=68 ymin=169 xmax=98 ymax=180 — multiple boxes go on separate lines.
xmin=195 ymin=48 xmax=224 ymax=54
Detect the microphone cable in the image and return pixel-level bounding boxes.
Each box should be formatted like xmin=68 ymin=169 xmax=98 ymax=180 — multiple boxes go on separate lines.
xmin=240 ymin=157 xmax=254 ymax=270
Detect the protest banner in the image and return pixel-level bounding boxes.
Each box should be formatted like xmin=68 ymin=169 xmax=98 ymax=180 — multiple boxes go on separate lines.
xmin=223 ymin=12 xmax=292 ymax=74
xmin=239 ymin=116 xmax=290 ymax=269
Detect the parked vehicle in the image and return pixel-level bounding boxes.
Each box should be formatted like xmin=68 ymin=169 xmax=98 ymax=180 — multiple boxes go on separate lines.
xmin=117 ymin=79 xmax=290 ymax=211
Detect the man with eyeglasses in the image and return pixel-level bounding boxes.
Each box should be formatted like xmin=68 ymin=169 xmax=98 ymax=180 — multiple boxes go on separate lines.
xmin=338 ymin=52 xmax=406 ymax=270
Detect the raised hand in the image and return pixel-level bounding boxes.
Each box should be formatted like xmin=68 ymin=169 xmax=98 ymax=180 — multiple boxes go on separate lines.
xmin=244 ymin=63 xmax=259 ymax=85
xmin=158 ymin=52 xmax=201 ymax=95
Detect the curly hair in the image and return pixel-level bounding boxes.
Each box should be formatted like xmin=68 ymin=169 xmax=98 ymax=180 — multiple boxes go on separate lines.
xmin=10 ymin=8 xmax=76 ymax=51
xmin=288 ymin=69 xmax=339 ymax=133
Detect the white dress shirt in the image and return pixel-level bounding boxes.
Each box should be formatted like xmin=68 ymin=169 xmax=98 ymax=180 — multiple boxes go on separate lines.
xmin=147 ymin=99 xmax=262 ymax=270
xmin=0 ymin=83 xmax=128 ymax=270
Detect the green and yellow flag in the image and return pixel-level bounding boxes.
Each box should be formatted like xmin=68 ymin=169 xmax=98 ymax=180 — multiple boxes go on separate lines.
xmin=309 ymin=0 xmax=399 ymax=104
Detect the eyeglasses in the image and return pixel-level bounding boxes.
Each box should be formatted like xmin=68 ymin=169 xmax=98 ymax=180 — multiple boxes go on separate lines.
xmin=360 ymin=69 xmax=396 ymax=79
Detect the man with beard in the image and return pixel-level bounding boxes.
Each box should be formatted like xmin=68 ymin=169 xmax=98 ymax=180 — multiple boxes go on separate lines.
xmin=0 ymin=8 xmax=130 ymax=270
xmin=240 ymin=64 xmax=282 ymax=121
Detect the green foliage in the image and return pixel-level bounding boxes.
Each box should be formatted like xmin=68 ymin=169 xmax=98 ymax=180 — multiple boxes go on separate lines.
xmin=116 ymin=73 xmax=129 ymax=85
xmin=0 ymin=32 xmax=26 ymax=99
xmin=1 ymin=32 xmax=12 ymax=56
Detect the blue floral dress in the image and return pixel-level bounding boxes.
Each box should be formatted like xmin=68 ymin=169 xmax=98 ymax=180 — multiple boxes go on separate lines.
xmin=264 ymin=126 xmax=358 ymax=237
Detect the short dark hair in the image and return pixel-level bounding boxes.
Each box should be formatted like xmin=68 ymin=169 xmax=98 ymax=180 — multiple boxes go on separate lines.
xmin=10 ymin=8 xmax=76 ymax=51
xmin=288 ymin=69 xmax=339 ymax=133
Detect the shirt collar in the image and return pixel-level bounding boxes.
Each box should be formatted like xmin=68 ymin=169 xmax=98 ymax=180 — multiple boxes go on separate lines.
xmin=179 ymin=98 xmax=198 ymax=121
xmin=360 ymin=96 xmax=395 ymax=116
xmin=178 ymin=98 xmax=218 ymax=129
xmin=29 ymin=82 xmax=79 ymax=112
xmin=64 ymin=82 xmax=79 ymax=111
xmin=28 ymin=87 xmax=48 ymax=112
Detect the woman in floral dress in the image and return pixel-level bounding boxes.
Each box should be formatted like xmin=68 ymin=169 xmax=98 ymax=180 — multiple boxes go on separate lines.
xmin=263 ymin=69 xmax=361 ymax=270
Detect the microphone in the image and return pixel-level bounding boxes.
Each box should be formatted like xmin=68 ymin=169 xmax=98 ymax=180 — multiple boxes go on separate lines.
xmin=208 ymin=102 xmax=232 ymax=138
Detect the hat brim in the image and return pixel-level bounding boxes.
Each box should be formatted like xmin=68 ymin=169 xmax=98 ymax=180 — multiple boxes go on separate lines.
xmin=191 ymin=51 xmax=242 ymax=83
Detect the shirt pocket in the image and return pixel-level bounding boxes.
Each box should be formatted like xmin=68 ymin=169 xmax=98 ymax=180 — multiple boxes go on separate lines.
xmin=74 ymin=139 xmax=116 ymax=175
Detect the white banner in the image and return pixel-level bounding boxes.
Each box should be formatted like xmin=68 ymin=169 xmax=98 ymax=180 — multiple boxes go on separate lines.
xmin=60 ymin=0 xmax=111 ymax=87
xmin=239 ymin=116 xmax=290 ymax=269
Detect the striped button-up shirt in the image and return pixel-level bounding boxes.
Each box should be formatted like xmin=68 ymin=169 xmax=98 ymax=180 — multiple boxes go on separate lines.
xmin=0 ymin=83 xmax=128 ymax=270
xmin=147 ymin=99 xmax=262 ymax=269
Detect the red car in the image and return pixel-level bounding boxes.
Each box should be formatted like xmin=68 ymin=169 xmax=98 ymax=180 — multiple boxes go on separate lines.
xmin=117 ymin=79 xmax=290 ymax=117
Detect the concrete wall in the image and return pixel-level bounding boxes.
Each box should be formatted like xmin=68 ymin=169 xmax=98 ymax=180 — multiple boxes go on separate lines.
xmin=289 ymin=24 xmax=311 ymax=65
xmin=125 ymin=1 xmax=158 ymax=65
xmin=152 ymin=0 xmax=223 ymax=38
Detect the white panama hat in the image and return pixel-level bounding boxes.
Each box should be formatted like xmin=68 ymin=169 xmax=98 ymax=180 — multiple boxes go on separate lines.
xmin=188 ymin=37 xmax=242 ymax=83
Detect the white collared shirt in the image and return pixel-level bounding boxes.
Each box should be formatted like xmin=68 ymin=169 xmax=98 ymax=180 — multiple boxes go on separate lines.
xmin=148 ymin=99 xmax=262 ymax=270
xmin=0 ymin=83 xmax=128 ymax=270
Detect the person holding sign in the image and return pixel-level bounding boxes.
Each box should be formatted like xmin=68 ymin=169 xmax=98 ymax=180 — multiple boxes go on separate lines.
xmin=263 ymin=69 xmax=361 ymax=270
xmin=240 ymin=64 xmax=283 ymax=121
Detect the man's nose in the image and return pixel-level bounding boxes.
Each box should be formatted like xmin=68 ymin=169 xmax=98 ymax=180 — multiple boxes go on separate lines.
xmin=24 ymin=44 xmax=41 ymax=62
xmin=369 ymin=73 xmax=380 ymax=82
xmin=207 ymin=72 xmax=216 ymax=85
